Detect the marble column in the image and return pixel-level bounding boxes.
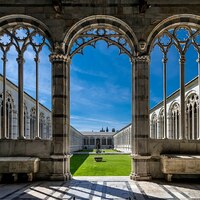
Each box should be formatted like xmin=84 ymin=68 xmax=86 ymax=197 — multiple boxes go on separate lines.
xmin=163 ymin=55 xmax=168 ymax=139
xmin=179 ymin=55 xmax=186 ymax=139
xmin=50 ymin=52 xmax=71 ymax=181
xmin=35 ymin=56 xmax=40 ymax=139
xmin=198 ymin=56 xmax=200 ymax=140
xmin=17 ymin=54 xmax=25 ymax=139
xmin=2 ymin=54 xmax=7 ymax=139
xmin=130 ymin=55 xmax=151 ymax=180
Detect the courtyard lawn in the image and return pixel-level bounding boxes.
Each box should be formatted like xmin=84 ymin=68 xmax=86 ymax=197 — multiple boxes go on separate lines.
xmin=76 ymin=149 xmax=119 ymax=153
xmin=70 ymin=154 xmax=131 ymax=176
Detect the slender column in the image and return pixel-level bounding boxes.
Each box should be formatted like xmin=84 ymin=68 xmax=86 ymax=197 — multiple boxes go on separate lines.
xmin=175 ymin=111 xmax=178 ymax=139
xmin=197 ymin=104 xmax=199 ymax=139
xmin=185 ymin=110 xmax=188 ymax=140
xmin=0 ymin=105 xmax=1 ymax=139
xmin=188 ymin=110 xmax=191 ymax=139
xmin=2 ymin=54 xmax=7 ymax=139
xmin=197 ymin=56 xmax=200 ymax=139
xmin=163 ymin=55 xmax=168 ymax=139
xmin=130 ymin=55 xmax=151 ymax=180
xmin=50 ymin=52 xmax=71 ymax=180
xmin=192 ymin=104 xmax=195 ymax=139
xmin=167 ymin=114 xmax=171 ymax=139
xmin=157 ymin=119 xmax=160 ymax=139
xmin=35 ymin=55 xmax=40 ymax=139
xmin=17 ymin=54 xmax=25 ymax=139
xmin=179 ymin=54 xmax=186 ymax=139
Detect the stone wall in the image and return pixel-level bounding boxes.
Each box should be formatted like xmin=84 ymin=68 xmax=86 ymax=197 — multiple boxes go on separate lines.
xmin=0 ymin=140 xmax=52 ymax=179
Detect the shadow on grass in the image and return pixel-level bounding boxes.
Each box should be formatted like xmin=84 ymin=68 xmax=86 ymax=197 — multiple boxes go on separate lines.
xmin=70 ymin=154 xmax=89 ymax=175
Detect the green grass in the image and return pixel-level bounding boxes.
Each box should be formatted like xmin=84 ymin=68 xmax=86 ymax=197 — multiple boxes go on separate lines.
xmin=70 ymin=154 xmax=131 ymax=176
xmin=76 ymin=149 xmax=119 ymax=153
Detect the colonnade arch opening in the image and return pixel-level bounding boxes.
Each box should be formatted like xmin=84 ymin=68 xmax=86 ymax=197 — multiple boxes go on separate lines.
xmin=0 ymin=22 xmax=53 ymax=140
xmin=67 ymin=23 xmax=134 ymax=176
xmin=150 ymin=23 xmax=200 ymax=140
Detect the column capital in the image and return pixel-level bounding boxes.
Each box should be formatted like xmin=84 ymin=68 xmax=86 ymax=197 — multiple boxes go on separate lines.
xmin=49 ymin=53 xmax=71 ymax=64
xmin=34 ymin=56 xmax=40 ymax=63
xmin=179 ymin=54 xmax=186 ymax=64
xmin=1 ymin=55 xmax=7 ymax=62
xmin=16 ymin=54 xmax=25 ymax=64
xmin=133 ymin=55 xmax=150 ymax=63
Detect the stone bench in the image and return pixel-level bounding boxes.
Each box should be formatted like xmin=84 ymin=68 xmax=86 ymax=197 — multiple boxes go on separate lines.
xmin=94 ymin=157 xmax=103 ymax=162
xmin=161 ymin=154 xmax=200 ymax=181
xmin=0 ymin=157 xmax=40 ymax=182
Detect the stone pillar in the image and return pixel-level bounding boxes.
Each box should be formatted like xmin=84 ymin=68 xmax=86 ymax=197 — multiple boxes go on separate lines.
xmin=2 ymin=54 xmax=7 ymax=139
xmin=163 ymin=55 xmax=168 ymax=139
xmin=130 ymin=55 xmax=151 ymax=181
xmin=197 ymin=56 xmax=200 ymax=140
xmin=179 ymin=55 xmax=185 ymax=139
xmin=50 ymin=52 xmax=71 ymax=181
xmin=17 ymin=54 xmax=25 ymax=139
xmin=35 ymin=55 xmax=40 ymax=139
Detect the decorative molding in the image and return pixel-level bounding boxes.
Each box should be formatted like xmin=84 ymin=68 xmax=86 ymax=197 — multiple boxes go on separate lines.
xmin=134 ymin=55 xmax=150 ymax=63
xmin=49 ymin=53 xmax=70 ymax=63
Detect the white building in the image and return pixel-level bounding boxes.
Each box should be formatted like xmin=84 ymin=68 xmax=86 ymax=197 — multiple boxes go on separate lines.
xmin=113 ymin=123 xmax=132 ymax=153
xmin=0 ymin=75 xmax=52 ymax=139
xmin=81 ymin=131 xmax=115 ymax=149
xmin=150 ymin=77 xmax=199 ymax=140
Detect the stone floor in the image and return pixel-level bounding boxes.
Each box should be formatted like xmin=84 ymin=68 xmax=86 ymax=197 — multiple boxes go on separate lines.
xmin=0 ymin=176 xmax=200 ymax=199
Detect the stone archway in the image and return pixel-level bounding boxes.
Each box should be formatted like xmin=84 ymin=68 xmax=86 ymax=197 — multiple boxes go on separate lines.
xmin=49 ymin=15 xmax=153 ymax=180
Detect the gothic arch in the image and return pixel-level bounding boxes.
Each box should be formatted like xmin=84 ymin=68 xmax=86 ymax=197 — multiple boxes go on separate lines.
xmin=0 ymin=14 xmax=53 ymax=46
xmin=63 ymin=15 xmax=138 ymax=58
xmin=147 ymin=14 xmax=200 ymax=53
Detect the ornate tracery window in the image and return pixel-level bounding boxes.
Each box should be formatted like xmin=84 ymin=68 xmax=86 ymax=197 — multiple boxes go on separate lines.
xmin=0 ymin=23 xmax=52 ymax=139
xmin=186 ymin=93 xmax=199 ymax=139
xmin=39 ymin=112 xmax=45 ymax=138
xmin=151 ymin=24 xmax=200 ymax=140
xmin=158 ymin=108 xmax=164 ymax=139
xmin=169 ymin=102 xmax=180 ymax=139
xmin=0 ymin=92 xmax=14 ymax=139
xmin=67 ymin=27 xmax=134 ymax=58
xmin=150 ymin=113 xmax=157 ymax=139
xmin=30 ymin=107 xmax=36 ymax=139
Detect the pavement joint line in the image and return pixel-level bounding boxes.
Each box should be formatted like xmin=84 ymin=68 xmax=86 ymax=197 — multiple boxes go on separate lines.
xmin=0 ymin=183 xmax=31 ymax=199
xmin=173 ymin=185 xmax=193 ymax=199
xmin=44 ymin=181 xmax=67 ymax=200
xmin=12 ymin=182 xmax=43 ymax=200
xmin=89 ymin=181 xmax=97 ymax=199
xmin=135 ymin=182 xmax=150 ymax=200
xmin=101 ymin=181 xmax=107 ymax=199
xmin=158 ymin=183 xmax=179 ymax=200
xmin=125 ymin=181 xmax=136 ymax=199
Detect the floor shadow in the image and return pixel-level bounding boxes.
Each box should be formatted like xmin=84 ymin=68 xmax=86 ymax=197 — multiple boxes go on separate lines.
xmin=70 ymin=154 xmax=89 ymax=175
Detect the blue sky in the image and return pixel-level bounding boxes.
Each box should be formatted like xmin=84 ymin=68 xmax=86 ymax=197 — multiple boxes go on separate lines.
xmin=70 ymin=40 xmax=131 ymax=131
xmin=0 ymin=28 xmax=199 ymax=132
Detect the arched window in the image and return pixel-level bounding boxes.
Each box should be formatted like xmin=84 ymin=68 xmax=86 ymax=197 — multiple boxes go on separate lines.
xmin=150 ymin=113 xmax=157 ymax=139
xmin=0 ymin=92 xmax=14 ymax=139
xmin=186 ymin=93 xmax=199 ymax=140
xmin=39 ymin=112 xmax=45 ymax=138
xmin=24 ymin=103 xmax=28 ymax=138
xmin=102 ymin=137 xmax=106 ymax=145
xmin=30 ymin=107 xmax=36 ymax=139
xmin=150 ymin=22 xmax=200 ymax=140
xmin=158 ymin=108 xmax=164 ymax=139
xmin=107 ymin=137 xmax=112 ymax=145
xmin=90 ymin=137 xmax=95 ymax=145
xmin=0 ymin=19 xmax=52 ymax=139
xmin=169 ymin=102 xmax=180 ymax=139
xmin=46 ymin=117 xmax=51 ymax=139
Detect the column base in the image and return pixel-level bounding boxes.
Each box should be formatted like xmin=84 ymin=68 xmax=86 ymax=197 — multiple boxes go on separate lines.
xmin=17 ymin=136 xmax=26 ymax=140
xmin=130 ymin=173 xmax=152 ymax=181
xmin=50 ymin=173 xmax=72 ymax=181
xmin=34 ymin=136 xmax=41 ymax=140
